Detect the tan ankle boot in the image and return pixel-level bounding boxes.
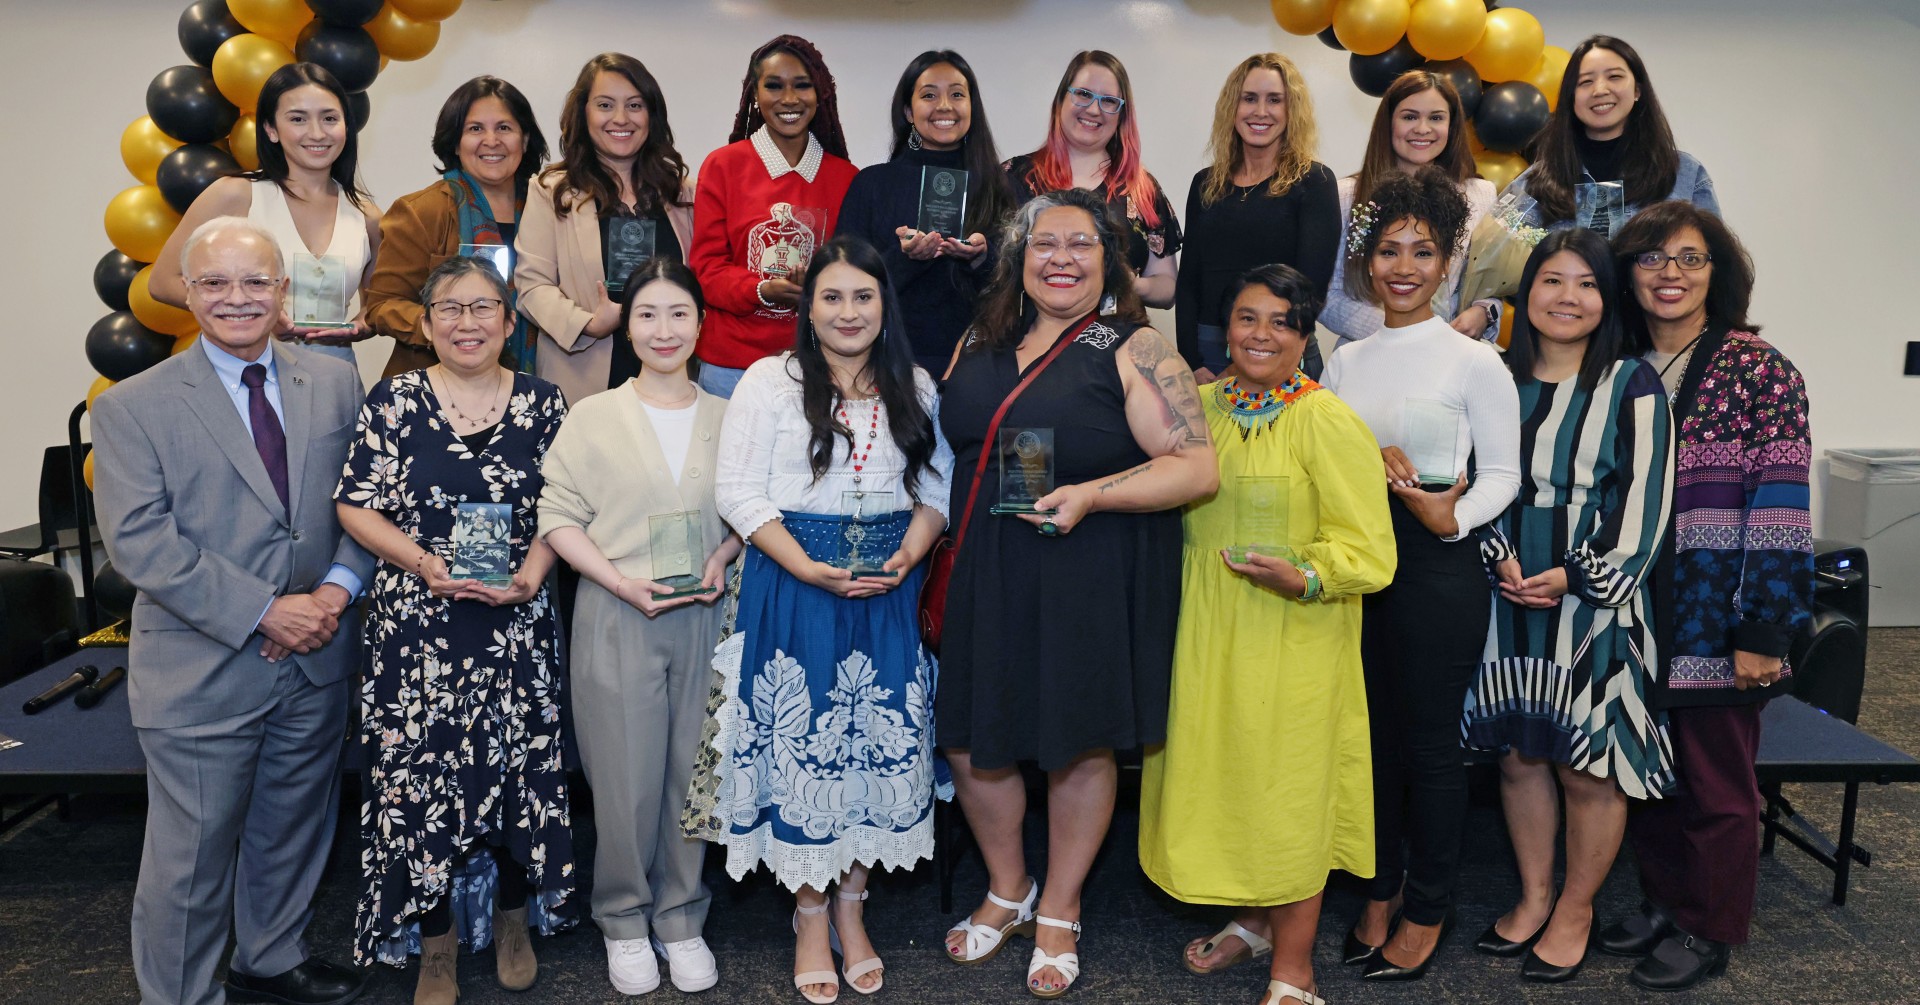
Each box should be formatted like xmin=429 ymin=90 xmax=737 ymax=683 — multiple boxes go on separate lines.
xmin=416 ymin=931 xmax=459 ymax=1005
xmin=493 ymin=906 xmax=538 ymax=991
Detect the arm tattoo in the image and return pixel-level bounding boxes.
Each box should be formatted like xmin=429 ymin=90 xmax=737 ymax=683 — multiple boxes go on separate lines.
xmin=1125 ymin=330 xmax=1209 ymax=449
xmin=1097 ymin=462 xmax=1152 ymax=494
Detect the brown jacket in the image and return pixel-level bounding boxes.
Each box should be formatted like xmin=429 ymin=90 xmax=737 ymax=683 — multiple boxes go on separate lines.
xmin=365 ymin=180 xmax=464 ymax=379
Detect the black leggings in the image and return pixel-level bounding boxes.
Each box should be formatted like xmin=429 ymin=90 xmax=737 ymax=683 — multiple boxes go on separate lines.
xmin=420 ymin=840 xmax=531 ymax=938
xmin=1360 ymin=498 xmax=1490 ymax=926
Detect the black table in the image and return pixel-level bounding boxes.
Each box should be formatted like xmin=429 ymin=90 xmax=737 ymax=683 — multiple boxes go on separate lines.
xmin=0 ymin=647 xmax=140 ymax=837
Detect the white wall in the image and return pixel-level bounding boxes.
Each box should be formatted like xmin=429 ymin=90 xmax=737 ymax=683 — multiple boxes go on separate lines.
xmin=3 ymin=0 xmax=1915 ymax=534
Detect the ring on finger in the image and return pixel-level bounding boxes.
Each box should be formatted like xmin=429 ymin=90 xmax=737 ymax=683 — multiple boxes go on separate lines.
xmin=1040 ymin=520 xmax=1059 ymax=537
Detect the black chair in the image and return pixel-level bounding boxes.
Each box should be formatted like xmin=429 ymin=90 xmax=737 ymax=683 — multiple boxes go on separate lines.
xmin=0 ymin=444 xmax=100 ymax=561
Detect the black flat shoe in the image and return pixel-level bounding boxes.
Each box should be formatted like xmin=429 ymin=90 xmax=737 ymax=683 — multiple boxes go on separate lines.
xmin=1599 ymin=899 xmax=1673 ymax=957
xmin=1473 ymin=912 xmax=1551 ymax=958
xmin=1520 ymin=936 xmax=1592 ymax=983
xmin=1342 ymin=924 xmax=1383 ymax=966
xmin=226 ymin=957 xmax=365 ymax=1005
xmin=1361 ymin=913 xmax=1453 ymax=982
xmin=1629 ymin=931 xmax=1729 ymax=991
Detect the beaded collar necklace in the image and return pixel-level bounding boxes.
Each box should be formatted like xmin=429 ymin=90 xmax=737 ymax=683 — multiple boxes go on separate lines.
xmin=1215 ymin=371 xmax=1319 ymax=440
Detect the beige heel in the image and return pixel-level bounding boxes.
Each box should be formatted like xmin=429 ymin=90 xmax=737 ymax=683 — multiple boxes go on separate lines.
xmin=794 ymin=900 xmax=839 ymax=1004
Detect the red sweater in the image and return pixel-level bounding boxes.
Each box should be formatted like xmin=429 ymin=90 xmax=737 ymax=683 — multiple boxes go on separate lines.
xmin=690 ymin=136 xmax=858 ymax=369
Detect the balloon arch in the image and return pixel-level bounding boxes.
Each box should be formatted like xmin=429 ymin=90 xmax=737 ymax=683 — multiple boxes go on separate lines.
xmin=82 ymin=0 xmax=1564 ymax=489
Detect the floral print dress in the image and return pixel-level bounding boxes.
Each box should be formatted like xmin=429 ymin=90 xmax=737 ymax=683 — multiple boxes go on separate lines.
xmin=335 ymin=370 xmax=575 ymax=965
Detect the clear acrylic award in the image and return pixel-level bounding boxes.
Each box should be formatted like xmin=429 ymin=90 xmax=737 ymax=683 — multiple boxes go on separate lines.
xmin=835 ymin=490 xmax=900 ymax=577
xmin=459 ymin=242 xmax=513 ymax=282
xmin=450 ymin=502 xmax=513 ymax=588
xmin=603 ymin=217 xmax=657 ymax=295
xmin=915 ymin=166 xmax=969 ymax=236
xmin=1402 ymin=399 xmax=1464 ymax=486
xmin=1229 ymin=475 xmax=1295 ymax=565
xmin=647 ymin=511 xmax=716 ymax=597
xmin=991 ymin=428 xmax=1056 ymax=515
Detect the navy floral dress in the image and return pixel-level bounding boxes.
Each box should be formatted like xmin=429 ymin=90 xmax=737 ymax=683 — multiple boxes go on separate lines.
xmin=336 ymin=370 xmax=575 ymax=965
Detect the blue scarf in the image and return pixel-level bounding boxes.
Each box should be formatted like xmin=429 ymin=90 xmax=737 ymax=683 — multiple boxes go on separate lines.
xmin=445 ymin=169 xmax=534 ymax=373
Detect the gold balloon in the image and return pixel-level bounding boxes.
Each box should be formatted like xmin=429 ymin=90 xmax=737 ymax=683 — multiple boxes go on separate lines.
xmin=104 ymin=185 xmax=181 ymax=264
xmin=1526 ymin=44 xmax=1572 ymax=111
xmin=130 ymin=267 xmax=201 ymax=337
xmin=120 ymin=117 xmax=185 ymax=186
xmin=229 ymin=112 xmax=260 ymax=171
xmin=229 ymin=0 xmax=312 ymax=46
xmin=1466 ymin=8 xmax=1546 ymax=83
xmin=172 ymin=333 xmax=200 ymax=356
xmin=1333 ymin=0 xmax=1412 ymax=57
xmin=367 ymin=5 xmax=441 ymax=60
xmin=392 ymin=0 xmax=462 ymax=21
xmin=1476 ymin=151 xmax=1528 ymax=192
xmin=1269 ymin=0 xmax=1336 ymax=35
xmin=213 ymin=33 xmax=296 ymax=111
xmin=1407 ymin=0 xmax=1488 ymax=61
xmin=87 ymin=376 xmax=115 ymax=412
xmin=84 ymin=450 xmax=95 ymax=492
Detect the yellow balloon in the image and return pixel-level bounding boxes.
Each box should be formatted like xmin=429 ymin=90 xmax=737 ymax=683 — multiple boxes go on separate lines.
xmin=1333 ymin=0 xmax=1412 ymax=57
xmin=84 ymin=450 xmax=95 ymax=492
xmin=392 ymin=0 xmax=462 ymax=21
xmin=229 ymin=0 xmax=312 ymax=46
xmin=1466 ymin=8 xmax=1546 ymax=83
xmin=367 ymin=5 xmax=440 ymax=60
xmin=229 ymin=112 xmax=260 ymax=172
xmin=173 ymin=333 xmax=200 ymax=356
xmin=1269 ymin=0 xmax=1336 ymax=35
xmin=1476 ymin=151 xmax=1528 ymax=192
xmin=120 ymin=117 xmax=185 ymax=186
xmin=104 ymin=185 xmax=181 ymax=264
xmin=213 ymin=33 xmax=296 ymax=111
xmin=130 ymin=267 xmax=201 ymax=337
xmin=1407 ymin=0 xmax=1488 ymax=61
xmin=87 ymin=376 xmax=115 ymax=412
xmin=1526 ymin=44 xmax=1572 ymax=111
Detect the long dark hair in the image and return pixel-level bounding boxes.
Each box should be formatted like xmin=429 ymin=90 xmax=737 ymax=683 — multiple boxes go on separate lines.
xmin=430 ymin=76 xmax=549 ymax=191
xmin=790 ymin=235 xmax=936 ymax=499
xmin=1525 ymin=35 xmax=1679 ymax=224
xmin=967 ymin=187 xmax=1146 ymax=353
xmin=1341 ymin=165 xmax=1470 ymax=305
xmin=1505 ymin=227 xmax=1626 ymax=391
xmin=728 ymin=35 xmax=849 ymax=160
xmin=1351 ymin=70 xmax=1476 ymax=206
xmin=541 ymin=53 xmax=689 ymax=218
xmin=886 ymin=50 xmax=1013 ymax=238
xmin=250 ymin=62 xmax=371 ymax=211
xmin=1612 ymin=200 xmax=1761 ymax=352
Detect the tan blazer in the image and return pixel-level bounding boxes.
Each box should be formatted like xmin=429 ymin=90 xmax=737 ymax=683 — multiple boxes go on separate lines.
xmin=515 ymin=172 xmax=695 ymax=406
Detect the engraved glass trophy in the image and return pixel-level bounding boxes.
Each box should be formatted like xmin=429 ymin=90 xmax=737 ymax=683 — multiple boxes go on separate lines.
xmin=289 ymin=252 xmax=353 ymax=327
xmin=1402 ymin=399 xmax=1464 ymax=486
xmin=915 ymin=166 xmax=969 ymax=236
xmin=1229 ymin=475 xmax=1295 ymax=564
xmin=450 ymin=502 xmax=513 ymax=588
xmin=603 ymin=217 xmax=657 ymax=295
xmin=835 ymin=490 xmax=900 ymax=577
xmin=1575 ymin=180 xmax=1628 ymax=239
xmin=647 ymin=511 xmax=716 ymax=597
xmin=990 ymin=428 xmax=1056 ymax=515
xmin=459 ymin=242 xmax=513 ymax=282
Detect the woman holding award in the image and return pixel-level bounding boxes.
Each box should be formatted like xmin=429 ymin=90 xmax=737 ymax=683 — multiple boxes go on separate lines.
xmin=334 ymin=256 xmax=573 ymax=1003
xmin=707 ymin=234 xmax=951 ymax=1003
xmin=1140 ymin=265 xmax=1395 ymax=1005
xmin=516 ymin=52 xmax=695 ymax=405
xmin=691 ymin=35 xmax=859 ymax=398
xmin=836 ymin=50 xmax=1015 ymax=373
xmin=366 ymin=76 xmax=549 ymax=378
xmin=938 ymin=188 xmax=1216 ymax=998
xmin=538 ymin=257 xmax=736 ymax=997
xmin=1320 ymin=168 xmax=1519 ymax=982
xmin=151 ymin=62 xmax=382 ymax=367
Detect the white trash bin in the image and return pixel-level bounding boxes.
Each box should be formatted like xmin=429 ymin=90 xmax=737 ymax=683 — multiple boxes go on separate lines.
xmin=1825 ymin=449 xmax=1920 ymax=626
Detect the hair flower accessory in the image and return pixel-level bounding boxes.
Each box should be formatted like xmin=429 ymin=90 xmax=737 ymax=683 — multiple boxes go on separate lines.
xmin=1346 ymin=199 xmax=1380 ymax=251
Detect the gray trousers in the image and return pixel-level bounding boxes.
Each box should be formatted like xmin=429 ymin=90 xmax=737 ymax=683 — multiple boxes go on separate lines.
xmin=132 ymin=663 xmax=347 ymax=1005
xmin=571 ymin=580 xmax=717 ymax=943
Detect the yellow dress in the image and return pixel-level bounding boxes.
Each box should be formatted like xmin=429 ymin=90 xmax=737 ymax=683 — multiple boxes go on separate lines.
xmin=1139 ymin=383 xmax=1397 ymax=906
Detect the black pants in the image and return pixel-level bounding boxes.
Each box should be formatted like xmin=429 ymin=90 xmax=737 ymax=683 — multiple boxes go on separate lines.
xmin=1361 ymin=497 xmax=1490 ymax=925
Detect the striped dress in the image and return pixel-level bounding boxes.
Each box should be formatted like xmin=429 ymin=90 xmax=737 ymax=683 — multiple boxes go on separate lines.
xmin=1463 ymin=358 xmax=1677 ymax=798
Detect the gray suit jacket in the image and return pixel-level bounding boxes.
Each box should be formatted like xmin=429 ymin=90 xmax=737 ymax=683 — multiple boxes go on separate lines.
xmin=92 ymin=342 xmax=376 ymax=729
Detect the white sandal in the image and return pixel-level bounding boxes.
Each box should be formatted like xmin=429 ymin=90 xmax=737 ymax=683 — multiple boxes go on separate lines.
xmin=834 ymin=889 xmax=884 ymax=995
xmin=1262 ymin=978 xmax=1326 ymax=1005
xmin=792 ymin=900 xmax=839 ymax=1004
xmin=1185 ymin=918 xmax=1274 ymax=975
xmin=946 ymin=876 xmax=1038 ymax=964
xmin=1026 ymin=916 xmax=1081 ymax=999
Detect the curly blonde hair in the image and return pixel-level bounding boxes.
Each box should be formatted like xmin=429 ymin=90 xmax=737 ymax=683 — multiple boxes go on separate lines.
xmin=1199 ymin=53 xmax=1318 ymax=206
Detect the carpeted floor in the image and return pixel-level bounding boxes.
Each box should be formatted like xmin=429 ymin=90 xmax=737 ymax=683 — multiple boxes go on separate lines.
xmin=5 ymin=629 xmax=1919 ymax=1004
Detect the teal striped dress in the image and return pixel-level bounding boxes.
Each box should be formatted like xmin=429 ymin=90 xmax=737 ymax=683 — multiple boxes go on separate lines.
xmin=1462 ymin=357 xmax=1676 ymax=798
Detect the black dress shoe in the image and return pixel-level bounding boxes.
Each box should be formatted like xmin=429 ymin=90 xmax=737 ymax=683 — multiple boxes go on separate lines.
xmin=1361 ymin=913 xmax=1453 ymax=982
xmin=1520 ymin=935 xmax=1592 ymax=983
xmin=1342 ymin=924 xmax=1382 ymax=966
xmin=226 ymin=957 xmax=365 ymax=1005
xmin=1473 ymin=912 xmax=1550 ymax=958
xmin=1599 ymin=899 xmax=1673 ymax=957
xmin=1629 ymin=931 xmax=1729 ymax=991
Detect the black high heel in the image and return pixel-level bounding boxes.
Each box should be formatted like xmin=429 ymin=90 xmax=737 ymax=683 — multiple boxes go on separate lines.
xmin=1520 ymin=931 xmax=1593 ymax=984
xmin=1474 ymin=901 xmax=1554 ymax=958
xmin=1361 ymin=912 xmax=1454 ymax=982
xmin=1342 ymin=924 xmax=1382 ymax=966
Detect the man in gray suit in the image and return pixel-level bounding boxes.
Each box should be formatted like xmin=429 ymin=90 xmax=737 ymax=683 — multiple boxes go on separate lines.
xmin=93 ymin=216 xmax=375 ymax=1005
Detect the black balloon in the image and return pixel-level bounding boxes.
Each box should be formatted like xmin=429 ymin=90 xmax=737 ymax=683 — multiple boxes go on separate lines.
xmin=1424 ymin=59 xmax=1485 ymax=119
xmin=306 ymin=0 xmax=383 ymax=26
xmin=347 ymin=90 xmax=371 ymax=131
xmin=156 ymin=144 xmax=242 ymax=214
xmin=1318 ymin=26 xmax=1347 ymax=51
xmin=93 ymin=250 xmax=144 ymax=312
xmin=1350 ymin=37 xmax=1424 ymax=98
xmin=296 ymin=23 xmax=381 ymax=92
xmin=146 ymin=65 xmax=239 ymax=144
xmin=177 ymin=0 xmax=246 ymax=68
xmin=94 ymin=564 xmax=138 ymax=621
xmin=1474 ymin=81 xmax=1550 ymax=153
xmin=85 ymin=312 xmax=174 ymax=382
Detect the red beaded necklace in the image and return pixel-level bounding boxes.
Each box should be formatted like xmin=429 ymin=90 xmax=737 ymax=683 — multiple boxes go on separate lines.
xmin=837 ymin=396 xmax=881 ymax=478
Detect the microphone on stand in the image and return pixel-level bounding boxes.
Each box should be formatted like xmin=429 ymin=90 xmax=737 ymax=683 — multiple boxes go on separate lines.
xmin=74 ymin=666 xmax=128 ymax=710
xmin=22 ymin=665 xmax=99 ymax=715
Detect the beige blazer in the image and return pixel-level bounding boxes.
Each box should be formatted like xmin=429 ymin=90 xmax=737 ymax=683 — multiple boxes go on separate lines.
xmin=537 ymin=382 xmax=729 ymax=581
xmin=515 ymin=172 xmax=695 ymax=406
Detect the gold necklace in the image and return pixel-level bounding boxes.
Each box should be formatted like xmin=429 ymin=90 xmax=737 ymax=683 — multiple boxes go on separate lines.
xmin=432 ymin=365 xmax=504 ymax=426
xmin=632 ymin=378 xmax=696 ymax=408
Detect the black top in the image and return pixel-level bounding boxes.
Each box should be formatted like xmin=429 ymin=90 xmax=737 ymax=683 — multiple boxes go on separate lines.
xmin=601 ymin=205 xmax=684 ymax=387
xmin=1573 ymin=133 xmax=1625 ymax=183
xmin=494 ymin=220 xmax=519 ymax=249
xmin=1172 ymin=162 xmax=1340 ymax=371
xmin=836 ymin=145 xmax=998 ymax=374
xmin=1003 ymin=154 xmax=1182 ymax=277
xmin=457 ymin=421 xmax=500 ymax=454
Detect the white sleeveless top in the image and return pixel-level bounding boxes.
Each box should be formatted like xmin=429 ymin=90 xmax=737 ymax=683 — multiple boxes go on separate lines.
xmin=249 ymin=179 xmax=369 ymax=361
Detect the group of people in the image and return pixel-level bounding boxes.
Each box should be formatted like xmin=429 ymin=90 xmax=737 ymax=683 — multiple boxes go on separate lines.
xmin=88 ymin=28 xmax=1811 ymax=1005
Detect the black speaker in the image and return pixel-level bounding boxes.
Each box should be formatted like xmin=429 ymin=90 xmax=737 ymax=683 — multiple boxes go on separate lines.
xmin=1789 ymin=540 xmax=1869 ymax=723
xmin=0 ymin=557 xmax=80 ymax=684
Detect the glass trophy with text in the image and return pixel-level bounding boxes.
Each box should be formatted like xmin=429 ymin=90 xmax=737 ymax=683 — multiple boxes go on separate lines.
xmin=991 ymin=428 xmax=1056 ymax=515
xmin=1402 ymin=399 xmax=1464 ymax=486
xmin=1229 ymin=475 xmax=1295 ymax=565
xmin=290 ymin=252 xmax=353 ymax=327
xmin=459 ymin=242 xmax=513 ymax=282
xmin=451 ymin=502 xmax=513 ymax=588
xmin=836 ymin=490 xmax=900 ymax=577
xmin=647 ymin=511 xmax=716 ymax=597
xmin=603 ymin=217 xmax=657 ymax=295
xmin=916 ymin=166 xmax=969 ymax=236
xmin=1575 ymin=181 xmax=1628 ymax=239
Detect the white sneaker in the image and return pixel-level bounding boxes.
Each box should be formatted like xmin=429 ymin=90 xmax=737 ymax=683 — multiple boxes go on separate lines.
xmin=606 ymin=936 xmax=661 ymax=995
xmin=652 ymin=934 xmax=719 ymax=993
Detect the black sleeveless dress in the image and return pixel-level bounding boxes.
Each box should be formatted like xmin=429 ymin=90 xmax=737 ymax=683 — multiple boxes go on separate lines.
xmin=937 ymin=315 xmax=1182 ymax=771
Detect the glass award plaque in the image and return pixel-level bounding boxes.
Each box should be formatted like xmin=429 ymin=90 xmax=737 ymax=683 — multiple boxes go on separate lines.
xmin=990 ymin=427 xmax=1056 ymax=515
xmin=450 ymin=502 xmax=513 ymax=588
xmin=603 ymin=217 xmax=657 ymax=295
xmin=1229 ymin=475 xmax=1295 ymax=565
xmin=289 ymin=252 xmax=353 ymax=327
xmin=459 ymin=242 xmax=513 ymax=282
xmin=835 ymin=490 xmax=901 ymax=577
xmin=1402 ymin=398 xmax=1463 ymax=486
xmin=915 ymin=166 xmax=969 ymax=236
xmin=1575 ymin=180 xmax=1628 ymax=239
xmin=647 ymin=511 xmax=716 ymax=597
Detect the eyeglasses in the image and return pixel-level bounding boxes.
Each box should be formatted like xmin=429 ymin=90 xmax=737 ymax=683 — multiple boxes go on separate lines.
xmin=428 ymin=298 xmax=504 ymax=321
xmin=1065 ymin=87 xmax=1126 ymax=116
xmin=1027 ymin=235 xmax=1100 ymax=262
xmin=186 ymin=275 xmax=280 ymax=298
xmin=1634 ymin=251 xmax=1713 ymax=271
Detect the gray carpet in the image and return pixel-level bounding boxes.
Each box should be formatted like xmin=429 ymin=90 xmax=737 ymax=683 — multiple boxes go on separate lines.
xmin=5 ymin=629 xmax=1920 ymax=1004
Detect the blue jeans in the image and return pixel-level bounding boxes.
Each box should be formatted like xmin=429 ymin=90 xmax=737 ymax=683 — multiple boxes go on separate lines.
xmin=696 ymin=363 xmax=747 ymax=399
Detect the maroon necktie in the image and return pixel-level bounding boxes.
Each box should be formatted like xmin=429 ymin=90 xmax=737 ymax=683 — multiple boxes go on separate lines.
xmin=240 ymin=363 xmax=289 ymax=512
